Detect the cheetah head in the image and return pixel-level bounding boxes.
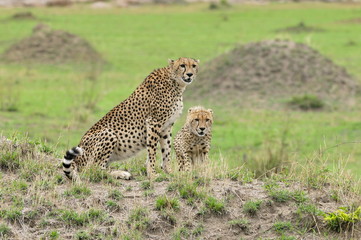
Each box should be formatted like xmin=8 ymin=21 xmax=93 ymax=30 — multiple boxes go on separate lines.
xmin=168 ymin=57 xmax=199 ymax=86
xmin=187 ymin=106 xmax=213 ymax=137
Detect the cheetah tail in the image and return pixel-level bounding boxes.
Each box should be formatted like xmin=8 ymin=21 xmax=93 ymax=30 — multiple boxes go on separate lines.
xmin=63 ymin=146 xmax=83 ymax=179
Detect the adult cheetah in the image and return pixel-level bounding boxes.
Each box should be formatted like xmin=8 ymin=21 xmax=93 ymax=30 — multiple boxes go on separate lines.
xmin=174 ymin=106 xmax=213 ymax=172
xmin=63 ymin=57 xmax=199 ymax=180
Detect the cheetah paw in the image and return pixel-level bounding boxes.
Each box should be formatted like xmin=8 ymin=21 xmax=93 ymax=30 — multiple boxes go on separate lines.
xmin=110 ymin=170 xmax=132 ymax=180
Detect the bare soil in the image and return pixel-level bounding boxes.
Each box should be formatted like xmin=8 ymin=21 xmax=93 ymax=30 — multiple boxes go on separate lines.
xmin=189 ymin=40 xmax=359 ymax=109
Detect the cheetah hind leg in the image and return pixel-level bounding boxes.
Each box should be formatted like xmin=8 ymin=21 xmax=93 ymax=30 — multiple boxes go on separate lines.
xmin=110 ymin=170 xmax=132 ymax=180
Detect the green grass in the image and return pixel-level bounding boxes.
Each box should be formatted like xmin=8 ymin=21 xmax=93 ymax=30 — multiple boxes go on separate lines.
xmin=204 ymin=196 xmax=225 ymax=214
xmin=155 ymin=195 xmax=180 ymax=211
xmin=243 ymin=200 xmax=262 ymax=215
xmin=1 ymin=3 xmax=361 ymax=177
xmin=63 ymin=185 xmax=91 ymax=199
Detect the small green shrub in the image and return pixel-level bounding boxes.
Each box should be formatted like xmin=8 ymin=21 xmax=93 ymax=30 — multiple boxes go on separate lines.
xmin=273 ymin=221 xmax=292 ymax=234
xmin=0 ymin=208 xmax=22 ymax=223
xmin=277 ymin=235 xmax=296 ymax=240
xmin=204 ymin=196 xmax=225 ymax=214
xmin=155 ymin=195 xmax=180 ymax=211
xmin=105 ymin=200 xmax=119 ymax=211
xmin=287 ymin=94 xmax=324 ymax=110
xmin=243 ymin=200 xmax=262 ymax=215
xmin=48 ymin=230 xmax=60 ymax=239
xmin=324 ymin=206 xmax=361 ymax=232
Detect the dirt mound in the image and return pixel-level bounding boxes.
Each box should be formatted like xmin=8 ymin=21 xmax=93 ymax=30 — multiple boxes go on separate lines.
xmin=0 ymin=135 xmax=360 ymax=239
xmin=276 ymin=22 xmax=325 ymax=33
xmin=1 ymin=24 xmax=105 ymax=65
xmin=189 ymin=40 xmax=359 ymax=108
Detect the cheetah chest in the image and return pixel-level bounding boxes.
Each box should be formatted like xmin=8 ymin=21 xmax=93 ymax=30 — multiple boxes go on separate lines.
xmin=163 ymin=99 xmax=183 ymax=130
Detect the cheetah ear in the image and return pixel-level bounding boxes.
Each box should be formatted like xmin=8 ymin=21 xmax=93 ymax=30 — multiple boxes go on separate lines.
xmin=208 ymin=109 xmax=213 ymax=115
xmin=168 ymin=59 xmax=175 ymax=66
xmin=196 ymin=59 xmax=200 ymax=63
xmin=188 ymin=108 xmax=194 ymax=113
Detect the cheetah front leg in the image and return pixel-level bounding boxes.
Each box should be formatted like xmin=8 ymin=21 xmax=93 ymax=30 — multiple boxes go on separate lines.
xmin=159 ymin=126 xmax=173 ymax=174
xmin=146 ymin=119 xmax=162 ymax=178
xmin=178 ymin=151 xmax=192 ymax=172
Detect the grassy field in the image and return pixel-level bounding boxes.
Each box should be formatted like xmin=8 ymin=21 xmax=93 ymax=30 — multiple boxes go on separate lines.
xmin=1 ymin=2 xmax=361 ymax=176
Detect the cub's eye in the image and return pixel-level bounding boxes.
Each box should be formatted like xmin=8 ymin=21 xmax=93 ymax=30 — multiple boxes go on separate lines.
xmin=192 ymin=64 xmax=197 ymax=68
xmin=180 ymin=64 xmax=186 ymax=68
xmin=194 ymin=119 xmax=199 ymax=122
xmin=206 ymin=119 xmax=210 ymax=122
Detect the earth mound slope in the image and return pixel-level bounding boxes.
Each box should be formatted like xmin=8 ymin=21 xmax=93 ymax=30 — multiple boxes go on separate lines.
xmin=1 ymin=24 xmax=105 ymax=65
xmin=189 ymin=40 xmax=359 ymax=108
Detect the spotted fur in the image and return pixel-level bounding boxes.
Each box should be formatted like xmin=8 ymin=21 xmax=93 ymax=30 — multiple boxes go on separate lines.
xmin=174 ymin=106 xmax=213 ymax=171
xmin=63 ymin=57 xmax=199 ymax=180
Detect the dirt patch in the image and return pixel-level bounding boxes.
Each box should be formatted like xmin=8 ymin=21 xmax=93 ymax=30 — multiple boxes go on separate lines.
xmin=189 ymin=39 xmax=359 ymax=109
xmin=1 ymin=24 xmax=105 ymax=66
xmin=275 ymin=22 xmax=325 ymax=33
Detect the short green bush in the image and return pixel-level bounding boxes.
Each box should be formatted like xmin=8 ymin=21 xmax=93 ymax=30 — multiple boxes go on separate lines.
xmin=287 ymin=94 xmax=324 ymax=110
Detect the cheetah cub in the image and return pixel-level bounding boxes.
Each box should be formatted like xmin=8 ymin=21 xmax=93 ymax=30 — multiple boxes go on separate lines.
xmin=63 ymin=57 xmax=199 ymax=180
xmin=174 ymin=106 xmax=213 ymax=171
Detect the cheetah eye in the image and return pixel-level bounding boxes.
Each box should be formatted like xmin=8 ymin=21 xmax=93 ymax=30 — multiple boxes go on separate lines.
xmin=180 ymin=64 xmax=186 ymax=68
xmin=206 ymin=119 xmax=210 ymax=122
xmin=192 ymin=64 xmax=197 ymax=68
xmin=194 ymin=119 xmax=199 ymax=122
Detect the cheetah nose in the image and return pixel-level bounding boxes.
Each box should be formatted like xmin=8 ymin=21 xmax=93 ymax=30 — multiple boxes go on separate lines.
xmin=199 ymin=127 xmax=205 ymax=131
xmin=186 ymin=73 xmax=193 ymax=77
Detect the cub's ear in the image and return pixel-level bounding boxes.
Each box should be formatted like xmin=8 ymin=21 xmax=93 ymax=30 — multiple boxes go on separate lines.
xmin=168 ymin=59 xmax=175 ymax=66
xmin=188 ymin=107 xmax=195 ymax=113
xmin=196 ymin=59 xmax=200 ymax=63
xmin=207 ymin=109 xmax=213 ymax=115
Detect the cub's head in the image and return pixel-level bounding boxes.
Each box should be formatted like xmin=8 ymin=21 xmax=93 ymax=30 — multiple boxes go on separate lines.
xmin=168 ymin=57 xmax=199 ymax=86
xmin=186 ymin=106 xmax=213 ymax=137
